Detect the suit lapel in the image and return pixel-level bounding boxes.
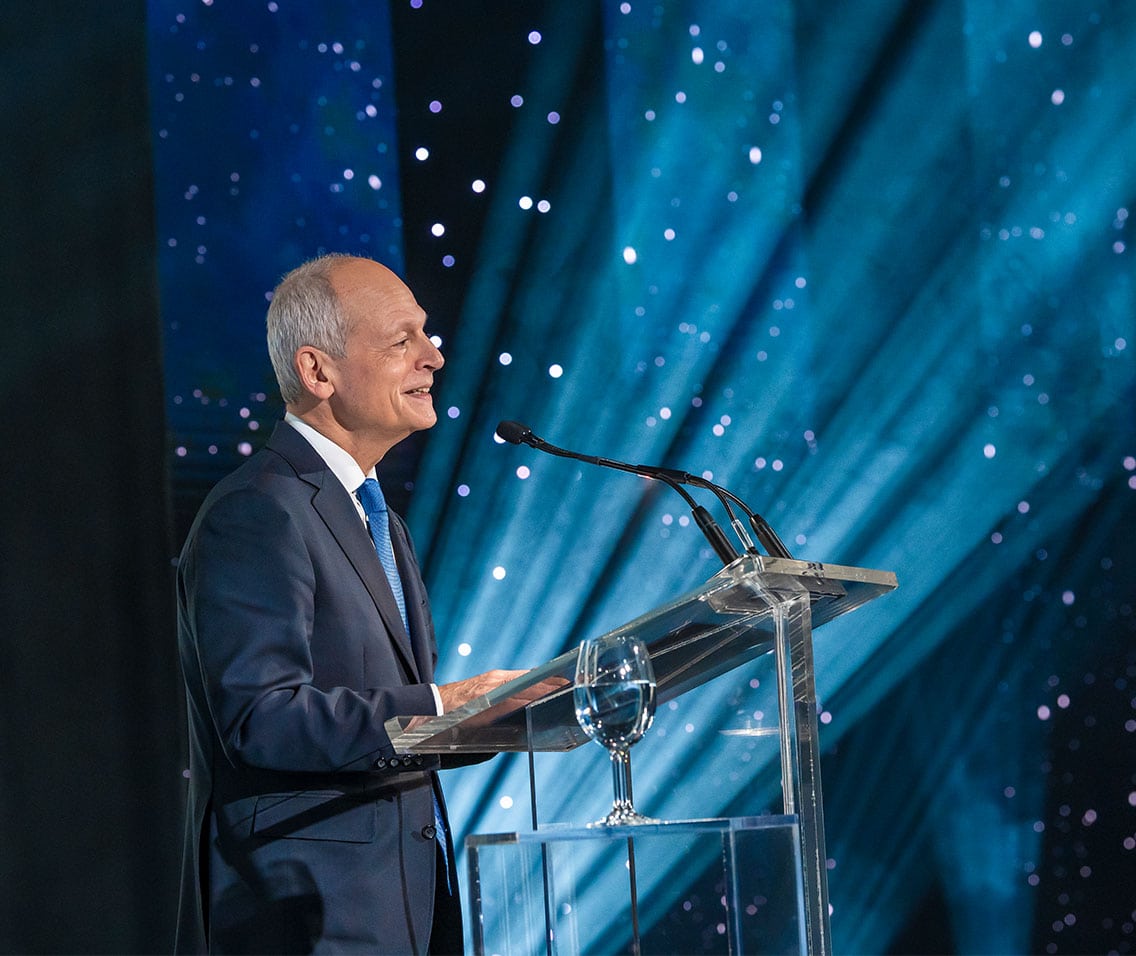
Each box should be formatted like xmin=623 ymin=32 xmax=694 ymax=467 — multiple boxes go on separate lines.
xmin=266 ymin=423 xmax=421 ymax=683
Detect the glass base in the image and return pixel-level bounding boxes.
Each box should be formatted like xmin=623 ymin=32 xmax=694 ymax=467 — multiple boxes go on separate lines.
xmin=588 ymin=802 xmax=660 ymax=827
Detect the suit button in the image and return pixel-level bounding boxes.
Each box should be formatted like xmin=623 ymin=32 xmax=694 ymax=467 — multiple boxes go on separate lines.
xmin=421 ymin=824 xmax=437 ymax=840
xmin=388 ymin=757 xmax=400 ymax=768
xmin=374 ymin=758 xmax=387 ymax=769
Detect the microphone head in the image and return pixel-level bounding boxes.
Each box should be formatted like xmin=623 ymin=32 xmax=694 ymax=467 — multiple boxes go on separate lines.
xmin=496 ymin=420 xmax=533 ymax=445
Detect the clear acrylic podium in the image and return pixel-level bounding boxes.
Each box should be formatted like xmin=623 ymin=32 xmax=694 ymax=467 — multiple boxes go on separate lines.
xmin=388 ymin=554 xmax=897 ymax=955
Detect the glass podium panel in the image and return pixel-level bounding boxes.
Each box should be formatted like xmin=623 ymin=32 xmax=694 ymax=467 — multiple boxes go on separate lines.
xmin=467 ymin=816 xmax=806 ymax=956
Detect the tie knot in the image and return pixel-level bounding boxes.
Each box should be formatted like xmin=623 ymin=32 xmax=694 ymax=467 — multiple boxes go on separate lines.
xmin=357 ymin=477 xmax=387 ymax=518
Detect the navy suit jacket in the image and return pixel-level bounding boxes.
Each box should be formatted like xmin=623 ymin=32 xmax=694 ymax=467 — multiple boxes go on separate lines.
xmin=175 ymin=421 xmax=454 ymax=954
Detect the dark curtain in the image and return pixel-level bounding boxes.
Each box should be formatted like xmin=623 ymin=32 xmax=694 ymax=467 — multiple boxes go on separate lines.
xmin=0 ymin=2 xmax=182 ymax=952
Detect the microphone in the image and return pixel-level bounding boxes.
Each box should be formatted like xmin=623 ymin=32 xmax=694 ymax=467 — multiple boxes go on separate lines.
xmin=497 ymin=420 xmax=746 ymax=565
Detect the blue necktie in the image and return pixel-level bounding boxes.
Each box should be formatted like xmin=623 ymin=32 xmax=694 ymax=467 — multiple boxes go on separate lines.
xmin=356 ymin=478 xmax=451 ymax=894
xmin=356 ymin=478 xmax=408 ymax=631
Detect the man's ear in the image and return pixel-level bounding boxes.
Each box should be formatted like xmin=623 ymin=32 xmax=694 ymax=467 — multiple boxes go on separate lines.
xmin=294 ymin=345 xmax=336 ymax=400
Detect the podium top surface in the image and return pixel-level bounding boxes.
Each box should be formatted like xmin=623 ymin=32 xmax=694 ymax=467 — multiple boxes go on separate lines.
xmin=386 ymin=554 xmax=896 ymax=754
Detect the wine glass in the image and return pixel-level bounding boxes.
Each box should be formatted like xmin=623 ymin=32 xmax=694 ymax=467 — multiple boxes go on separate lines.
xmin=574 ymin=633 xmax=658 ymax=826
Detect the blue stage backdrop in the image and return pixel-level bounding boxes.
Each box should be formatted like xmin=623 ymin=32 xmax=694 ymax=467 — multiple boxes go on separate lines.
xmin=148 ymin=1 xmax=1135 ymax=953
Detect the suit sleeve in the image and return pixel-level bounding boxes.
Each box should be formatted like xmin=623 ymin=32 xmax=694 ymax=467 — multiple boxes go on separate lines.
xmin=177 ymin=483 xmax=437 ymax=774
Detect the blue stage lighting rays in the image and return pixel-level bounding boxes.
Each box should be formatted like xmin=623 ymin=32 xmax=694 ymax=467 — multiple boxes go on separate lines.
xmin=411 ymin=3 xmax=1135 ymax=953
xmin=413 ymin=1 xmax=832 ymax=949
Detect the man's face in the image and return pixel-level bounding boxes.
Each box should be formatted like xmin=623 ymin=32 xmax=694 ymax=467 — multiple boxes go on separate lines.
xmin=326 ymin=258 xmax=444 ymax=451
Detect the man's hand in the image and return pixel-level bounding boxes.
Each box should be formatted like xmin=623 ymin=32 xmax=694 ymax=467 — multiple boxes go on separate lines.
xmin=438 ymin=669 xmax=570 ymax=713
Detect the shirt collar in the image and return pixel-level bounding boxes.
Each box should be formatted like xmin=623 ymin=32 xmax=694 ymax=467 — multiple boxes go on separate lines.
xmin=284 ymin=412 xmax=375 ymax=495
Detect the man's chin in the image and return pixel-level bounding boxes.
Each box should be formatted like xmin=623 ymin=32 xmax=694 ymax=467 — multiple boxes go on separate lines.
xmin=407 ymin=409 xmax=438 ymax=433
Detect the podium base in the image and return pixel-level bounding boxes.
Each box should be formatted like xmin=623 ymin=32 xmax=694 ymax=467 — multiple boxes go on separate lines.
xmin=467 ymin=816 xmax=806 ymax=955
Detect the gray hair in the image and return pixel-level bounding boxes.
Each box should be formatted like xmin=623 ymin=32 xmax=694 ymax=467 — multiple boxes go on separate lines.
xmin=265 ymin=253 xmax=354 ymax=404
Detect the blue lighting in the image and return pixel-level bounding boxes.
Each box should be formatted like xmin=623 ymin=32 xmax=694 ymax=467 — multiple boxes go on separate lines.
xmin=150 ymin=1 xmax=1136 ymax=952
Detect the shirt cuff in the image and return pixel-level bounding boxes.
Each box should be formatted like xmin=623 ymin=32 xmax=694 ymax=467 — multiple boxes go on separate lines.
xmin=430 ymin=683 xmax=443 ymax=715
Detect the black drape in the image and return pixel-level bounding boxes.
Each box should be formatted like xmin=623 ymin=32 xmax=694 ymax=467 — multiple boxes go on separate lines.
xmin=0 ymin=2 xmax=182 ymax=952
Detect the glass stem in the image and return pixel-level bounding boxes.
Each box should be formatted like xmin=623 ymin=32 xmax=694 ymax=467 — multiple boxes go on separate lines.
xmin=610 ymin=748 xmax=633 ymax=811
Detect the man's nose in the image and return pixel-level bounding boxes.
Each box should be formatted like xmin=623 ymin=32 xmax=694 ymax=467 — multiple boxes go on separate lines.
xmin=421 ymin=337 xmax=444 ymax=369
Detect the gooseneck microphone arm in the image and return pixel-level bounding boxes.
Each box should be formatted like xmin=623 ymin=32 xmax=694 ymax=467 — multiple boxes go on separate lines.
xmin=496 ymin=420 xmax=740 ymax=566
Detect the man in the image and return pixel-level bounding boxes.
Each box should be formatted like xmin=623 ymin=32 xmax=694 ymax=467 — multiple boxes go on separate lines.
xmin=176 ymin=254 xmax=531 ymax=954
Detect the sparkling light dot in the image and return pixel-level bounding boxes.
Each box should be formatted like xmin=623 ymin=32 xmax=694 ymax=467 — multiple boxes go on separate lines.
xmin=428 ymin=99 xmax=442 ymax=113
xmin=663 ymin=228 xmax=676 ymax=240
xmin=499 ymin=795 xmax=514 ymax=809
xmin=547 ymin=111 xmax=560 ymax=124
xmin=458 ymin=642 xmax=472 ymax=656
xmin=537 ymin=199 xmax=551 ymax=213
xmin=492 ymin=566 xmax=507 ymax=581
xmin=516 ymin=466 xmax=530 ymax=480
xmin=518 ymin=195 xmax=533 ymax=210
xmin=748 ymin=146 xmax=763 ymax=164
xmin=528 ymin=30 xmax=542 ymax=44
xmin=1029 ymin=30 xmax=1043 ymax=48
xmin=472 ymin=179 xmax=486 ymax=193
xmin=367 ymin=174 xmax=382 ymax=190
xmin=430 ymin=222 xmax=445 ymax=237
xmin=1051 ymin=89 xmax=1065 ymax=105
xmin=623 ymin=246 xmax=638 ymax=264
xmin=691 ymin=47 xmax=704 ymax=65
xmin=447 ymin=406 xmax=460 ymax=419
xmin=548 ymin=364 xmax=564 ymax=378
xmin=984 ymin=443 xmax=997 ymax=459
xmin=510 ymin=94 xmax=524 ymax=107
xmin=457 ymin=484 xmax=470 ymax=497
xmin=414 ymin=146 xmax=429 ymax=161
xmin=498 ymin=352 xmax=512 ymax=365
